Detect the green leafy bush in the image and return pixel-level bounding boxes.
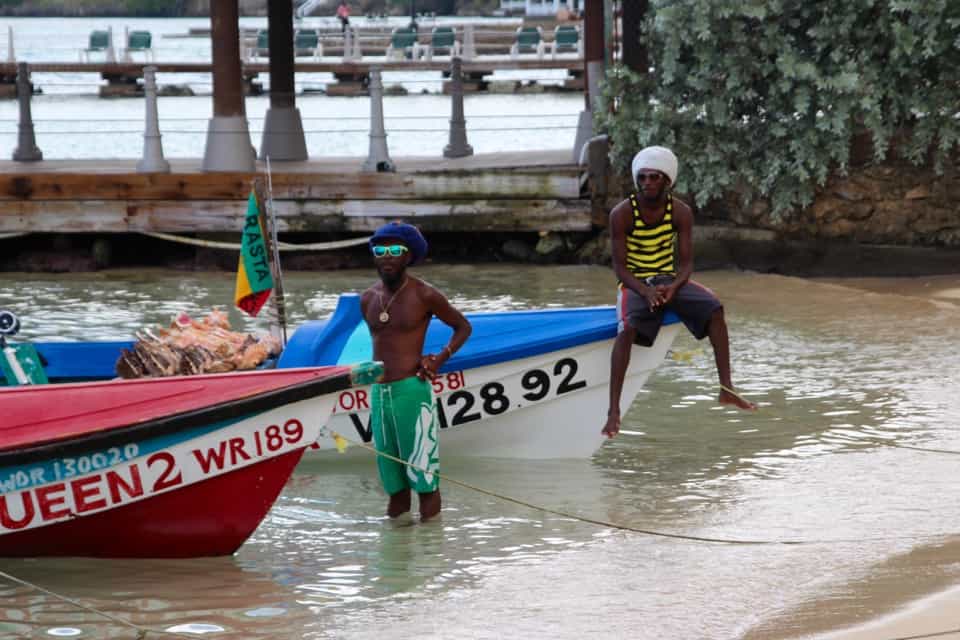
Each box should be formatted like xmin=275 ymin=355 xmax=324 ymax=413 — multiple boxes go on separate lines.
xmin=598 ymin=0 xmax=960 ymax=219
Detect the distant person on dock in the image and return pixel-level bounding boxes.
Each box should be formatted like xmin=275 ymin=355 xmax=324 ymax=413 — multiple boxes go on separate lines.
xmin=602 ymin=146 xmax=756 ymax=438
xmin=360 ymin=222 xmax=472 ymax=521
xmin=336 ymin=1 xmax=351 ymax=32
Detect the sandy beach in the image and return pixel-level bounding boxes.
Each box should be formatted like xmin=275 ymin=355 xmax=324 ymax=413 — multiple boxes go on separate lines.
xmin=816 ymin=585 xmax=960 ymax=640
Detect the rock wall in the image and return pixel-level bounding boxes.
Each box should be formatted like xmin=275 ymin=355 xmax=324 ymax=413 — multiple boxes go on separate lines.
xmin=704 ymin=162 xmax=960 ymax=248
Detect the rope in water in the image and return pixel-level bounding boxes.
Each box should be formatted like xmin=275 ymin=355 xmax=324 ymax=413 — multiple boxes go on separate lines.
xmin=322 ymin=427 xmax=943 ymax=547
xmin=0 ymin=569 xmax=195 ymax=639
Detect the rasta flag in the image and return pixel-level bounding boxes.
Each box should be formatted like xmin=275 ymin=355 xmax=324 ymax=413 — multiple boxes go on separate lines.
xmin=234 ymin=190 xmax=274 ymax=317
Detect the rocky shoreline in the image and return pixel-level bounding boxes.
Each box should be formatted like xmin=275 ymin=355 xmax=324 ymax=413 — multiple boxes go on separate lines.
xmin=2 ymin=226 xmax=958 ymax=278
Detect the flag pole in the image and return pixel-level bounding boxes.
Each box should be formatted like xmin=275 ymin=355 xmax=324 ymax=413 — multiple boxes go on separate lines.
xmin=254 ymin=170 xmax=287 ymax=347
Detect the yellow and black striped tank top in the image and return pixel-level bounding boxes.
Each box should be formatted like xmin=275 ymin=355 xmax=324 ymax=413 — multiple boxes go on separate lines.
xmin=624 ymin=192 xmax=675 ymax=278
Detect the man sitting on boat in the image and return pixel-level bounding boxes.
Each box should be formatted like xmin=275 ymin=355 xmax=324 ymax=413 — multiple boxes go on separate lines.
xmin=360 ymin=222 xmax=472 ymax=521
xmin=603 ymin=146 xmax=755 ymax=438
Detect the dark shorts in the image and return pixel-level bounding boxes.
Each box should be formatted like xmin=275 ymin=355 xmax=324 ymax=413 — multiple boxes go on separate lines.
xmin=617 ymin=276 xmax=722 ymax=347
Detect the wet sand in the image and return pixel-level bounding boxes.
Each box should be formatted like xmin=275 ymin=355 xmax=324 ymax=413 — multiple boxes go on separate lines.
xmin=736 ymin=274 xmax=960 ymax=640
xmin=816 ymin=585 xmax=960 ymax=640
xmin=815 ymin=274 xmax=960 ymax=305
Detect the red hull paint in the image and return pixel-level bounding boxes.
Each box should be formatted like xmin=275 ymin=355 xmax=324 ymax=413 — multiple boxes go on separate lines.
xmin=0 ymin=366 xmax=349 ymax=451
xmin=0 ymin=448 xmax=305 ymax=558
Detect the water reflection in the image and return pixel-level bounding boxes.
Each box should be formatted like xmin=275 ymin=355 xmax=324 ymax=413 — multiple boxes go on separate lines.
xmin=0 ymin=556 xmax=309 ymax=639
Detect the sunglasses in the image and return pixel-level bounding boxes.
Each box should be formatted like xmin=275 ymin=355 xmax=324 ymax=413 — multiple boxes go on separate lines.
xmin=372 ymin=244 xmax=409 ymax=258
xmin=636 ymin=172 xmax=664 ymax=183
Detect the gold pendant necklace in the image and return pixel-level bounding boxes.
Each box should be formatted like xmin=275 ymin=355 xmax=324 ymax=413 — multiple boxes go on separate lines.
xmin=378 ymin=278 xmax=408 ymax=323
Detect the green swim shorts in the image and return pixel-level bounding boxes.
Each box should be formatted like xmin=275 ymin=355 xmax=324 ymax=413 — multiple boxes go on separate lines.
xmin=370 ymin=376 xmax=440 ymax=495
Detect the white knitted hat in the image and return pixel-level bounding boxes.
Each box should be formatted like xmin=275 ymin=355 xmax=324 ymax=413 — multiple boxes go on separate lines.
xmin=631 ymin=146 xmax=678 ymax=189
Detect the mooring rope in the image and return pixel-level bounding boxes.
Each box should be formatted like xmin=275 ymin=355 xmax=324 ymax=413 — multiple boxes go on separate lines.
xmin=321 ymin=427 xmax=940 ymax=547
xmin=140 ymin=231 xmax=371 ymax=252
xmin=0 ymin=569 xmax=196 ymax=639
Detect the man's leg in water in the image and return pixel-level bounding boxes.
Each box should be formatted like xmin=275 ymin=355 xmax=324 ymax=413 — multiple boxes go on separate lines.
xmin=388 ymin=489 xmax=411 ymax=517
xmin=418 ymin=490 xmax=441 ymax=520
xmin=707 ymin=307 xmax=756 ymax=410
xmin=603 ymin=325 xmax=637 ymax=437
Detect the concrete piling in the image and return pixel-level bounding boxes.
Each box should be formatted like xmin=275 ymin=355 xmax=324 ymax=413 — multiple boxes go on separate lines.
xmin=443 ymin=58 xmax=473 ymax=159
xmin=106 ymin=26 xmax=117 ymax=64
xmin=343 ymin=27 xmax=362 ymax=63
xmin=12 ymin=63 xmax=42 ymax=162
xmin=462 ymin=24 xmax=476 ymax=61
xmin=137 ymin=66 xmax=170 ymax=173
xmin=362 ymin=68 xmax=394 ymax=172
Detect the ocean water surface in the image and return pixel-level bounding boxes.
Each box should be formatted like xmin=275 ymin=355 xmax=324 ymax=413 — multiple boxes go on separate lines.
xmin=1 ymin=266 xmax=959 ymax=639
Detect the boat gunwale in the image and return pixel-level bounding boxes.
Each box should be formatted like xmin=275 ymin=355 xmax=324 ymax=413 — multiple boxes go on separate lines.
xmin=0 ymin=367 xmax=355 ymax=468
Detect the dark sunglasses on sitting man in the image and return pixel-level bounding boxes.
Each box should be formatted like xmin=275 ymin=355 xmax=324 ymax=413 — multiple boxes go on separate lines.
xmin=372 ymin=244 xmax=409 ymax=258
xmin=636 ymin=172 xmax=664 ymax=183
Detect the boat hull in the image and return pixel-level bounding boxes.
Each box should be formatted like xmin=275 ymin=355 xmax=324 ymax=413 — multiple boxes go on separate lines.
xmin=0 ymin=368 xmax=358 ymax=558
xmin=317 ymin=327 xmax=680 ymax=459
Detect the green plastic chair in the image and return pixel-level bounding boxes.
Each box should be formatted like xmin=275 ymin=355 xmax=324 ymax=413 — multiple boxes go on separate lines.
xmin=294 ymin=28 xmax=323 ymax=59
xmin=82 ymin=29 xmax=112 ymax=61
xmin=432 ymin=27 xmax=455 ymax=50
xmin=387 ymin=27 xmax=419 ymax=59
xmin=88 ymin=30 xmax=110 ymax=51
xmin=553 ymin=25 xmax=579 ymax=53
xmin=423 ymin=26 xmax=460 ymax=59
xmin=511 ymin=26 xmax=543 ymax=58
xmin=126 ymin=30 xmax=153 ymax=61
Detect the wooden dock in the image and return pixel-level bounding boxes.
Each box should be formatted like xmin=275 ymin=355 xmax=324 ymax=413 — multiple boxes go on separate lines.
xmin=0 ymin=59 xmax=581 ymax=76
xmin=0 ymin=151 xmax=593 ymax=235
xmin=0 ymin=57 xmax=584 ymax=97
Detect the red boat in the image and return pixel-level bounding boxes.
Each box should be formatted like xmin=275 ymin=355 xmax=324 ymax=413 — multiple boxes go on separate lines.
xmin=0 ymin=363 xmax=381 ymax=558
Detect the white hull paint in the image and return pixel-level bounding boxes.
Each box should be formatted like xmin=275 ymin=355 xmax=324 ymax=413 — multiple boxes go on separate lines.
xmin=313 ymin=326 xmax=680 ymax=459
xmin=0 ymin=393 xmax=334 ymax=536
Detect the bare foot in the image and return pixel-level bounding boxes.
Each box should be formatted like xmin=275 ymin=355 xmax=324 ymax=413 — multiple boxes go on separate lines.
xmin=719 ymin=388 xmax=757 ymax=411
xmin=602 ymin=414 xmax=621 ymax=438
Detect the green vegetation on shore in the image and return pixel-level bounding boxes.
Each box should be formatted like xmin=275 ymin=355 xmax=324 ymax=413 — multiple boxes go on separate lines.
xmin=599 ymin=1 xmax=960 ymax=220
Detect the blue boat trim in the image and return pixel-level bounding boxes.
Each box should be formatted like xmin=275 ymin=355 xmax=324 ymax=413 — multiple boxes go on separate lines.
xmin=29 ymin=294 xmax=681 ymax=381
xmin=37 ymin=341 xmax=133 ymax=381
xmin=280 ymin=293 xmax=681 ymax=373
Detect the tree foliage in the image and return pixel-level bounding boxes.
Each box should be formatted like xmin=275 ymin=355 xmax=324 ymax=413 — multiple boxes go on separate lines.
xmin=597 ymin=0 xmax=960 ymax=218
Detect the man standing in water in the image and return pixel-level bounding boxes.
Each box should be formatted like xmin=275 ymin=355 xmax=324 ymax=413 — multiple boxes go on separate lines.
xmin=361 ymin=222 xmax=472 ymax=520
xmin=603 ymin=146 xmax=755 ymax=438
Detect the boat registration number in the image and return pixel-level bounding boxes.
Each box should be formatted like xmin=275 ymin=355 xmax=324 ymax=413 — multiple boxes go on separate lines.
xmin=341 ymin=356 xmax=587 ymax=442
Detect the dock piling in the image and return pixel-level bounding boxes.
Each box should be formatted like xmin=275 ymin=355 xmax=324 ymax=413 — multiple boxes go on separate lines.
xmin=351 ymin=27 xmax=364 ymax=60
xmin=443 ymin=58 xmax=473 ymax=159
xmin=362 ymin=68 xmax=394 ymax=173
xmin=343 ymin=27 xmax=362 ymax=62
xmin=137 ymin=66 xmax=170 ymax=173
xmin=106 ymin=26 xmax=117 ymax=64
xmin=12 ymin=63 xmax=42 ymax=162
xmin=462 ymin=24 xmax=476 ymax=61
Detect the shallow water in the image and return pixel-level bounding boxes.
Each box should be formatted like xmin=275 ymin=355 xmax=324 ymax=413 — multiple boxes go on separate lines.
xmin=1 ymin=266 xmax=959 ymax=639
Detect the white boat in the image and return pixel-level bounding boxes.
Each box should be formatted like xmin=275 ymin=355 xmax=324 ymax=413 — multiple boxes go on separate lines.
xmin=280 ymin=294 xmax=681 ymax=459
